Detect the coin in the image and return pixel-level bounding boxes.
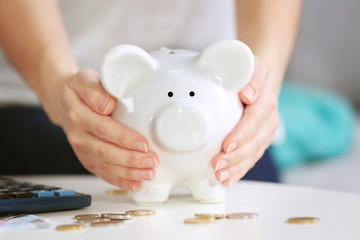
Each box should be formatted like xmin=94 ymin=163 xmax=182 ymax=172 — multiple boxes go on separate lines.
xmin=56 ymin=224 xmax=85 ymax=231
xmin=74 ymin=214 xmax=100 ymax=219
xmin=195 ymin=213 xmax=224 ymax=219
xmin=125 ymin=209 xmax=156 ymax=216
xmin=287 ymin=217 xmax=320 ymax=224
xmin=101 ymin=213 xmax=133 ymax=220
xmin=76 ymin=217 xmax=108 ymax=224
xmin=91 ymin=220 xmax=123 ymax=227
xmin=106 ymin=188 xmax=128 ymax=195
xmin=226 ymin=212 xmax=259 ymax=219
xmin=184 ymin=217 xmax=215 ymax=224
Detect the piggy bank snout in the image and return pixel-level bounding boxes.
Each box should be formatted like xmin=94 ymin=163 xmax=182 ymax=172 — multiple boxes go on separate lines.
xmin=154 ymin=105 xmax=210 ymax=151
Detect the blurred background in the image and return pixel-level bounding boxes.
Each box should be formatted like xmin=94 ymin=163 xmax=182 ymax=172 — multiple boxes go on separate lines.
xmin=271 ymin=0 xmax=360 ymax=194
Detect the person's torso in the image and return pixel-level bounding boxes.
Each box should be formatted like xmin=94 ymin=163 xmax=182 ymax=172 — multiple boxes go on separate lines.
xmin=0 ymin=0 xmax=236 ymax=106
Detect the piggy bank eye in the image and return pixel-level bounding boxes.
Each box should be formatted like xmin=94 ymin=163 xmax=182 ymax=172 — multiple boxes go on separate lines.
xmin=168 ymin=91 xmax=173 ymax=97
xmin=189 ymin=91 xmax=195 ymax=97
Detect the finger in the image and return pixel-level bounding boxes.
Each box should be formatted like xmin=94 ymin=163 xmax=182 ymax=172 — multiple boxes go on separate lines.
xmin=213 ymin=139 xmax=256 ymax=171
xmin=214 ymin=115 xmax=279 ymax=186
xmin=222 ymin=91 xmax=276 ymax=154
xmin=67 ymin=98 xmax=150 ymax=152
xmin=215 ymin=158 xmax=255 ymax=186
xmin=214 ymin=108 xmax=279 ymax=172
xmin=67 ymin=69 xmax=116 ymax=115
xmin=81 ymin=153 xmax=142 ymax=191
xmin=98 ymin=167 xmax=142 ymax=192
xmin=80 ymin=132 xmax=159 ymax=169
xmin=239 ymin=56 xmax=268 ymax=104
xmin=97 ymin=160 xmax=156 ymax=182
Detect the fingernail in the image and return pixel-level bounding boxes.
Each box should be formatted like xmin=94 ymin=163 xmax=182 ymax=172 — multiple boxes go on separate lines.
xmin=143 ymin=158 xmax=156 ymax=168
xmin=129 ymin=183 xmax=138 ymax=192
xmin=215 ymin=160 xmax=228 ymax=171
xmin=219 ymin=170 xmax=230 ymax=182
xmin=140 ymin=170 xmax=153 ymax=180
xmin=98 ymin=95 xmax=111 ymax=113
xmin=242 ymin=86 xmax=255 ymax=103
xmin=134 ymin=142 xmax=148 ymax=152
xmin=226 ymin=142 xmax=237 ymax=154
xmin=227 ymin=178 xmax=236 ymax=187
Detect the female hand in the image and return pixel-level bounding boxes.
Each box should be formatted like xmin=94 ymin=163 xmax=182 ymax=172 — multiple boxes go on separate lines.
xmin=211 ymin=56 xmax=280 ymax=187
xmin=51 ymin=69 xmax=159 ymax=191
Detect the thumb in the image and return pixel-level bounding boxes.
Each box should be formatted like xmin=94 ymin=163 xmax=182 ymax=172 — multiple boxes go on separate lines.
xmin=239 ymin=56 xmax=268 ymax=104
xmin=68 ymin=69 xmax=116 ymax=115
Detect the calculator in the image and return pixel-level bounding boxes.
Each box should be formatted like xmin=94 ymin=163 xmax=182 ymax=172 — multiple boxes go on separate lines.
xmin=0 ymin=176 xmax=91 ymax=215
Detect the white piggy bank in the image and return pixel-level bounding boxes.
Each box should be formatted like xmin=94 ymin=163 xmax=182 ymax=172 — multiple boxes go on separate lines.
xmin=100 ymin=40 xmax=254 ymax=204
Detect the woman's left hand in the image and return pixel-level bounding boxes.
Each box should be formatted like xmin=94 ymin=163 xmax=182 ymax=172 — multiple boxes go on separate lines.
xmin=212 ymin=56 xmax=280 ymax=187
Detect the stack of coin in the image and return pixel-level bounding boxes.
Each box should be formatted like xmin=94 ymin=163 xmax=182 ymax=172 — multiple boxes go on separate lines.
xmin=74 ymin=214 xmax=100 ymax=219
xmin=101 ymin=213 xmax=133 ymax=220
xmin=56 ymin=210 xmax=156 ymax=231
xmin=74 ymin=213 xmax=110 ymax=225
xmin=125 ymin=209 xmax=156 ymax=216
xmin=91 ymin=220 xmax=123 ymax=227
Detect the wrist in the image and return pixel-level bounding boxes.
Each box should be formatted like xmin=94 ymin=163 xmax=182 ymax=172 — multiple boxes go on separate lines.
xmin=38 ymin=51 xmax=78 ymax=125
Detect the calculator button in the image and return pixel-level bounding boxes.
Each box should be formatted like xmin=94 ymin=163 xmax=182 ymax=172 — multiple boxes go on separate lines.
xmin=9 ymin=191 xmax=33 ymax=198
xmin=31 ymin=190 xmax=55 ymax=198
xmin=43 ymin=187 xmax=62 ymax=191
xmin=53 ymin=189 xmax=76 ymax=196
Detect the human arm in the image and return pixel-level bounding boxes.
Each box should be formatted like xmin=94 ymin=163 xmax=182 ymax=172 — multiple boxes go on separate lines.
xmin=212 ymin=0 xmax=302 ymax=186
xmin=0 ymin=0 xmax=158 ymax=191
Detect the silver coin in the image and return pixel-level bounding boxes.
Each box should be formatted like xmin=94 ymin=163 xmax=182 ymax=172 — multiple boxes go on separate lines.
xmin=101 ymin=213 xmax=133 ymax=220
xmin=91 ymin=220 xmax=123 ymax=227
xmin=76 ymin=217 xmax=109 ymax=224
xmin=125 ymin=209 xmax=155 ymax=216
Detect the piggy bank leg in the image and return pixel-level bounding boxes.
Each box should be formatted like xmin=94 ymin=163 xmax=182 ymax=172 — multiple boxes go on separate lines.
xmin=186 ymin=179 xmax=224 ymax=203
xmin=132 ymin=182 xmax=173 ymax=205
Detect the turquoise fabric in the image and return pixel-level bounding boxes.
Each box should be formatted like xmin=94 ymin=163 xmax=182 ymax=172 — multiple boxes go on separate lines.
xmin=270 ymin=82 xmax=357 ymax=170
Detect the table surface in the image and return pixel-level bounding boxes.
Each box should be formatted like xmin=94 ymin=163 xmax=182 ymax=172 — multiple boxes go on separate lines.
xmin=1 ymin=175 xmax=360 ymax=240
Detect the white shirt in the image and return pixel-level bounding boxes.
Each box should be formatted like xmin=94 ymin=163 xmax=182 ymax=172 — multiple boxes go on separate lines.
xmin=0 ymin=0 xmax=236 ymax=106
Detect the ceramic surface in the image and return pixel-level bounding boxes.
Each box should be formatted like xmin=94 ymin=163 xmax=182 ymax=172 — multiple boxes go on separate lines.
xmin=100 ymin=40 xmax=254 ymax=204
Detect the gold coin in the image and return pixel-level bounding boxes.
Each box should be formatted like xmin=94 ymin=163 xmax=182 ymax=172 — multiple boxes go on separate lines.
xmin=184 ymin=217 xmax=216 ymax=224
xmin=76 ymin=217 xmax=108 ymax=224
xmin=125 ymin=209 xmax=156 ymax=216
xmin=195 ymin=213 xmax=224 ymax=219
xmin=56 ymin=224 xmax=85 ymax=231
xmin=74 ymin=214 xmax=100 ymax=219
xmin=101 ymin=213 xmax=133 ymax=220
xmin=226 ymin=212 xmax=259 ymax=219
xmin=106 ymin=188 xmax=128 ymax=195
xmin=287 ymin=217 xmax=320 ymax=224
xmin=91 ymin=220 xmax=123 ymax=227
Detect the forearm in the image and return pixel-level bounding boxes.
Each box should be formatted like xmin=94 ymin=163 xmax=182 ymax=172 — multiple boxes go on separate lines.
xmin=236 ymin=0 xmax=302 ymax=95
xmin=0 ymin=0 xmax=77 ymax=121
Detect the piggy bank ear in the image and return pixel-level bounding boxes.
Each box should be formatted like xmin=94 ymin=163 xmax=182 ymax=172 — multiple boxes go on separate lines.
xmin=197 ymin=40 xmax=254 ymax=93
xmin=100 ymin=45 xmax=158 ymax=99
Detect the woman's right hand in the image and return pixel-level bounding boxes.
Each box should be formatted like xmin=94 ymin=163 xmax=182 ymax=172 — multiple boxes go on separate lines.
xmin=48 ymin=69 xmax=159 ymax=191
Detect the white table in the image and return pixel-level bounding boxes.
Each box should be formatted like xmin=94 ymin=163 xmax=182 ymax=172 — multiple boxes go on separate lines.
xmin=2 ymin=175 xmax=360 ymax=240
